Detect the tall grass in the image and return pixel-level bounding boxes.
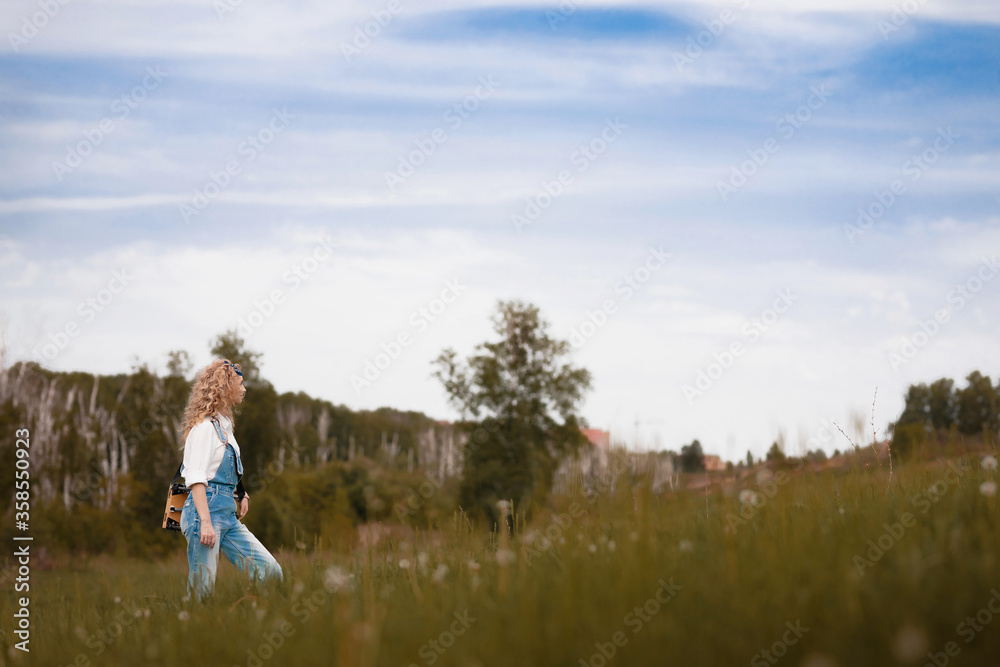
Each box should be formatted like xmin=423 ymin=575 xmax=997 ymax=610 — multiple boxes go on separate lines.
xmin=5 ymin=455 xmax=999 ymax=667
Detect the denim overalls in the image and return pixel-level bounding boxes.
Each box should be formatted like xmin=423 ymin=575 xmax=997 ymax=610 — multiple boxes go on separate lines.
xmin=180 ymin=421 xmax=282 ymax=601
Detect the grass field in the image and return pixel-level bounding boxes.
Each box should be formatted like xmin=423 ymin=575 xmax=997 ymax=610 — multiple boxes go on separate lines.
xmin=4 ymin=454 xmax=1000 ymax=667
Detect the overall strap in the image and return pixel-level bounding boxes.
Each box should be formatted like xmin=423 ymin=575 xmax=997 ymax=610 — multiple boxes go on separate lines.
xmin=210 ymin=417 xmax=228 ymax=444
xmin=210 ymin=417 xmax=246 ymax=501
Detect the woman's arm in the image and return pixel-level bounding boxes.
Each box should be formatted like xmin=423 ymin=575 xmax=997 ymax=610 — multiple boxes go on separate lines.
xmin=189 ymin=483 xmax=216 ymax=548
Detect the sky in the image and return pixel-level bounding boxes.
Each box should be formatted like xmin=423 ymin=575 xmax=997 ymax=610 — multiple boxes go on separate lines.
xmin=1 ymin=0 xmax=998 ymax=462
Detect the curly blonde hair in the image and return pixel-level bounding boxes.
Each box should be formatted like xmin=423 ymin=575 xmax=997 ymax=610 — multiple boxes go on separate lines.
xmin=181 ymin=359 xmax=244 ymax=444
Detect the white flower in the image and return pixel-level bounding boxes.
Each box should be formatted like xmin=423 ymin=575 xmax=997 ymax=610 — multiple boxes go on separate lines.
xmin=522 ymin=530 xmax=537 ymax=545
xmin=606 ymin=540 xmax=616 ymax=552
xmin=398 ymin=558 xmax=411 ymax=570
xmin=891 ymin=625 xmax=928 ymax=663
xmin=324 ymin=566 xmax=351 ymax=592
xmin=466 ymin=560 xmax=480 ymax=572
xmin=679 ymin=539 xmax=693 ymax=552
xmin=588 ymin=544 xmax=597 ymax=553
xmin=980 ymin=481 xmax=997 ymax=497
xmin=495 ymin=549 xmax=516 ymax=565
xmin=739 ymin=489 xmax=758 ymax=505
xmin=432 ymin=564 xmax=449 ymax=583
xmin=417 ymin=552 xmax=429 ymax=567
xmin=114 ymin=596 xmax=121 ymax=604
xmin=981 ymin=455 xmax=998 ymax=471
xmin=177 ymin=611 xmax=190 ymax=622
xmin=496 ymin=500 xmax=511 ymax=513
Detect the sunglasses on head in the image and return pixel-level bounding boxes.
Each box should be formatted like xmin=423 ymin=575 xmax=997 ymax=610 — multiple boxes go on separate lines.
xmin=223 ymin=360 xmax=244 ymax=378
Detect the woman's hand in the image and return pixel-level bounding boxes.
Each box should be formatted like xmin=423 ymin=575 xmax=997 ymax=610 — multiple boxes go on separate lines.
xmin=199 ymin=521 xmax=216 ymax=548
xmin=238 ymin=495 xmax=249 ymax=519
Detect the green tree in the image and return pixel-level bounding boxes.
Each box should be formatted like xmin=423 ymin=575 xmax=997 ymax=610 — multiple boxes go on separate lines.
xmin=957 ymin=371 xmax=999 ymax=436
xmin=679 ymin=440 xmax=705 ymax=473
xmin=166 ymin=350 xmax=193 ymax=378
xmin=746 ymin=450 xmax=754 ymax=467
xmin=432 ymin=300 xmax=592 ymax=524
xmin=765 ymin=441 xmax=785 ymax=462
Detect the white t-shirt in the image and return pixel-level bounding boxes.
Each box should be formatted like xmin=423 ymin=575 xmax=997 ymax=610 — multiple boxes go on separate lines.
xmin=181 ymin=414 xmax=242 ymax=487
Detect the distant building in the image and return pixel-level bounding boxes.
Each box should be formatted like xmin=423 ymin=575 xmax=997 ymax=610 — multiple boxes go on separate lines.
xmin=582 ymin=428 xmax=610 ymax=450
xmin=704 ymin=454 xmax=725 ymax=471
xmin=552 ymin=428 xmax=678 ymax=495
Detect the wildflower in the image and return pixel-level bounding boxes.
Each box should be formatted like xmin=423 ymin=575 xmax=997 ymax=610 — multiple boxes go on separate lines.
xmin=466 ymin=560 xmax=480 ymax=571
xmin=296 ymin=541 xmax=307 ymax=550
xmin=495 ymin=549 xmax=516 ymax=565
xmin=114 ymin=596 xmax=122 ymax=604
xmin=417 ymin=552 xmax=429 ymax=567
xmin=891 ymin=625 xmax=928 ymax=663
xmin=679 ymin=539 xmax=693 ymax=552
xmin=177 ymin=611 xmax=190 ymax=622
xmin=496 ymin=500 xmax=511 ymax=513
xmin=981 ymin=455 xmax=998 ymax=471
xmin=432 ymin=564 xmax=449 ymax=583
xmin=324 ymin=566 xmax=351 ymax=592
xmin=588 ymin=544 xmax=597 ymax=553
xmin=980 ymin=481 xmax=997 ymax=497
xmin=606 ymin=540 xmax=616 ymax=552
xmin=739 ymin=489 xmax=759 ymax=505
xmin=398 ymin=558 xmax=412 ymax=570
xmin=522 ymin=529 xmax=537 ymax=545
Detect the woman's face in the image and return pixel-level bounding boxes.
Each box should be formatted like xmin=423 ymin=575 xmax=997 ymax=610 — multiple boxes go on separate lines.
xmin=230 ymin=378 xmax=247 ymax=405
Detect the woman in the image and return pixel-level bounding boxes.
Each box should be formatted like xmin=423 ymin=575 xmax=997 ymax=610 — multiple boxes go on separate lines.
xmin=179 ymin=359 xmax=282 ymax=600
